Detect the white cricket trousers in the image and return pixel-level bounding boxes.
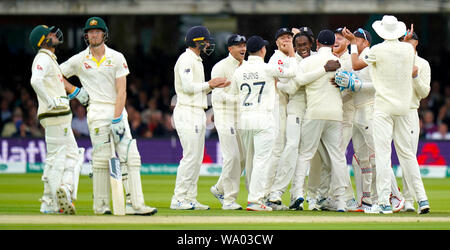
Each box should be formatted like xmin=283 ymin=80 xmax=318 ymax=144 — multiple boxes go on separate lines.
xmin=215 ymin=123 xmax=245 ymax=205
xmin=239 ymin=128 xmax=275 ymax=203
xmin=291 ymin=119 xmax=348 ymax=202
xmin=352 ymin=103 xmax=375 ymax=205
xmin=42 ymin=121 xmax=79 ymax=202
xmin=269 ymin=113 xmax=303 ymax=197
xmin=373 ymin=110 xmax=428 ymax=206
xmin=172 ymin=104 xmax=206 ymax=202
xmin=402 ymin=109 xmax=421 ymax=203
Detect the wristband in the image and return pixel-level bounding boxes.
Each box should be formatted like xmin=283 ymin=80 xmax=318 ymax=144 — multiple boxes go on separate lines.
xmin=68 ymin=87 xmax=80 ymax=100
xmin=112 ymin=114 xmax=123 ymax=124
xmin=351 ymin=44 xmax=358 ymax=54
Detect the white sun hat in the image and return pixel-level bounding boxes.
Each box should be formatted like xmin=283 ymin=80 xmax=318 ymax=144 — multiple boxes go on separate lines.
xmin=372 ymin=15 xmax=406 ymax=40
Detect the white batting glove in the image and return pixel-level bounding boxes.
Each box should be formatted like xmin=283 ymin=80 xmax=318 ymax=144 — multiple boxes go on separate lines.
xmin=68 ymin=87 xmax=90 ymax=106
xmin=49 ymin=96 xmax=69 ymax=110
xmin=110 ymin=114 xmax=125 ymax=143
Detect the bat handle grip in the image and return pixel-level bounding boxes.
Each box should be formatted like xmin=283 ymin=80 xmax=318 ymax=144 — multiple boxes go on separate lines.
xmin=110 ymin=133 xmax=116 ymax=157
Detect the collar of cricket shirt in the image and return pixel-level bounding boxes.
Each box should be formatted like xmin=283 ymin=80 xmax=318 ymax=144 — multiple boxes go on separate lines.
xmin=186 ymin=48 xmax=203 ymax=62
xmin=318 ymin=46 xmax=332 ymax=54
xmin=85 ymin=45 xmax=112 ymax=67
xmin=38 ymin=48 xmax=57 ymax=61
xmin=247 ymin=55 xmax=264 ymax=62
xmin=227 ymin=53 xmax=241 ymax=66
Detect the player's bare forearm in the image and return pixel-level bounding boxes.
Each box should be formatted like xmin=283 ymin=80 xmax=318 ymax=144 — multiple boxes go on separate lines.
xmin=114 ymin=76 xmax=127 ymax=119
xmin=351 ymin=53 xmax=368 ymax=71
xmin=63 ymin=78 xmax=75 ymax=94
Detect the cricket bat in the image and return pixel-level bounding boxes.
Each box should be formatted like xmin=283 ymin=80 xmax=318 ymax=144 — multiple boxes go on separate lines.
xmin=109 ymin=134 xmax=125 ymax=215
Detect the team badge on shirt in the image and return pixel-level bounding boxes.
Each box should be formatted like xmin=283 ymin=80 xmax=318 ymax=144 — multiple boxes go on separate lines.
xmin=184 ymin=68 xmax=191 ymax=74
xmin=123 ymin=63 xmax=128 ymax=69
xmin=278 ymin=60 xmax=283 ymax=65
xmin=84 ymin=62 xmax=92 ymax=69
xmin=36 ymin=64 xmax=43 ymax=71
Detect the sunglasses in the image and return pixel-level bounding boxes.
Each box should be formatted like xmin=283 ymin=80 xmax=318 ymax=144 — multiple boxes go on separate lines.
xmin=231 ymin=35 xmax=246 ymax=44
xmin=357 ymin=28 xmax=368 ymax=41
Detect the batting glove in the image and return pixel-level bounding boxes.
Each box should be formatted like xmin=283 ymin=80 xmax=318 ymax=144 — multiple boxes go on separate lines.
xmin=49 ymin=96 xmax=69 ymax=110
xmin=68 ymin=87 xmax=90 ymax=106
xmin=334 ymin=70 xmax=351 ymax=88
xmin=110 ymin=114 xmax=125 ymax=143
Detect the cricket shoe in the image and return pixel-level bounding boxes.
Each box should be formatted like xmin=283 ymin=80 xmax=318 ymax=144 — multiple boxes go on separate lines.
xmin=94 ymin=205 xmax=112 ymax=215
xmin=56 ymin=185 xmax=76 ymax=215
xmin=268 ymin=192 xmax=282 ymax=205
xmin=319 ymin=198 xmax=337 ymax=211
xmin=170 ymin=199 xmax=195 ymax=210
xmin=417 ymin=200 xmax=430 ymax=214
xmin=222 ymin=202 xmax=243 ymax=210
xmin=307 ymin=198 xmax=320 ymax=211
xmin=210 ymin=185 xmax=224 ymax=205
xmin=402 ymin=200 xmax=416 ymax=212
xmin=126 ymin=203 xmax=158 ymax=215
xmin=247 ymin=202 xmax=272 ymax=211
xmin=190 ymin=200 xmax=210 ymax=210
xmin=365 ymin=204 xmax=393 ymax=214
xmin=39 ymin=196 xmax=59 ymax=214
xmin=346 ymin=198 xmax=362 ymax=212
xmin=336 ymin=199 xmax=346 ymax=212
xmin=266 ymin=201 xmax=289 ymax=211
xmin=289 ymin=196 xmax=304 ymax=210
xmin=390 ymin=195 xmax=405 ymax=213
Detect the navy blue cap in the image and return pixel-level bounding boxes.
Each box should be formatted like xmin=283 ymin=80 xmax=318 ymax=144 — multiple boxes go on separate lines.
xmin=227 ymin=34 xmax=246 ymax=47
xmin=298 ymin=26 xmax=314 ymax=38
xmin=317 ymin=29 xmax=335 ymax=45
xmin=185 ymin=26 xmax=212 ymax=46
xmin=247 ymin=35 xmax=269 ymax=53
xmin=275 ymin=28 xmax=294 ymax=40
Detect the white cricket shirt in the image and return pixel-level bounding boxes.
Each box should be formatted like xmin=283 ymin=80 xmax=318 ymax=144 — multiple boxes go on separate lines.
xmin=60 ymin=45 xmax=130 ymax=121
xmin=363 ymin=39 xmax=415 ymax=116
xmin=30 ymin=49 xmax=71 ymax=127
xmin=353 ymin=47 xmax=375 ymax=107
xmin=410 ymin=53 xmax=431 ymax=109
xmin=173 ymin=48 xmax=212 ymax=109
xmin=298 ymin=47 xmax=343 ymax=121
xmin=211 ymin=53 xmax=242 ymax=128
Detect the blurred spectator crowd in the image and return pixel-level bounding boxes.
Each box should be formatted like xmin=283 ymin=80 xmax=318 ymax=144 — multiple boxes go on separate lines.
xmin=1 ymin=72 xmax=450 ymax=141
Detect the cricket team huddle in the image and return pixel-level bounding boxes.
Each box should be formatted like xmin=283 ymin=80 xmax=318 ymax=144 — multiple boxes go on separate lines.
xmin=30 ymin=14 xmax=430 ymax=216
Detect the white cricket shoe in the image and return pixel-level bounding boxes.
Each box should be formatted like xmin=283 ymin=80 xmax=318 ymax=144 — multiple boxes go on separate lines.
xmin=56 ymin=185 xmax=75 ymax=215
xmin=336 ymin=199 xmax=346 ymax=212
xmin=319 ymin=198 xmax=337 ymax=211
xmin=390 ymin=195 xmax=405 ymax=213
xmin=126 ymin=203 xmax=158 ymax=215
xmin=417 ymin=200 xmax=430 ymax=214
xmin=170 ymin=199 xmax=195 ymax=210
xmin=190 ymin=200 xmax=210 ymax=210
xmin=307 ymin=198 xmax=320 ymax=211
xmin=210 ymin=185 xmax=224 ymax=205
xmin=402 ymin=200 xmax=416 ymax=212
xmin=39 ymin=196 xmax=59 ymax=214
xmin=365 ymin=204 xmax=393 ymax=214
xmin=247 ymin=202 xmax=272 ymax=211
xmin=222 ymin=202 xmax=243 ymax=210
xmin=346 ymin=198 xmax=362 ymax=212
xmin=266 ymin=201 xmax=289 ymax=211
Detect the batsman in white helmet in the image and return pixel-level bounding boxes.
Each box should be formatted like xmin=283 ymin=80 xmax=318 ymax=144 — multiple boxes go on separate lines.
xmin=29 ymin=24 xmax=84 ymax=214
xmin=60 ymin=17 xmax=157 ymax=215
xmin=170 ymin=26 xmax=231 ymax=210
xmin=209 ymin=34 xmax=247 ymax=210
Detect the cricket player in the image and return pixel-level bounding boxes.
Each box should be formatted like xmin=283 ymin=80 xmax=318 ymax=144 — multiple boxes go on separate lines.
xmin=313 ymin=28 xmax=359 ymax=212
xmin=29 ymin=25 xmax=84 ymax=214
xmin=362 ymin=15 xmax=429 ymax=214
xmin=268 ymin=27 xmax=342 ymax=210
xmin=60 ymin=17 xmax=157 ymax=215
xmin=229 ymin=35 xmax=297 ymax=211
xmin=339 ymin=27 xmax=409 ymax=213
xmin=289 ymin=30 xmax=349 ymax=212
xmin=170 ymin=26 xmax=231 ymax=210
xmin=401 ymin=31 xmax=431 ymax=212
xmin=210 ymin=34 xmax=247 ymax=210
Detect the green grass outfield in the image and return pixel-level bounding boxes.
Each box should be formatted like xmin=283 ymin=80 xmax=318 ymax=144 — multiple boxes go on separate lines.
xmin=0 ymin=174 xmax=449 ymax=230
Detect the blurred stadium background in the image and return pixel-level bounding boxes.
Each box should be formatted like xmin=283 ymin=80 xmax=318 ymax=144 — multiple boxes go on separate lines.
xmin=0 ymin=0 xmax=449 ymax=178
